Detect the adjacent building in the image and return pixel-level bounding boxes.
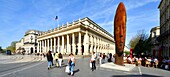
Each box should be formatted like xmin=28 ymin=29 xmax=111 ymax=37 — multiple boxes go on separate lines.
xmin=158 ymin=0 xmax=170 ymax=57
xmin=16 ymin=30 xmax=42 ymax=54
xmin=150 ymin=26 xmax=160 ymax=57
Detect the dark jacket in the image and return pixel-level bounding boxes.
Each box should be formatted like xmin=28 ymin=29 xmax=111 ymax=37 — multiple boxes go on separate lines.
xmin=47 ymin=53 xmax=53 ymax=61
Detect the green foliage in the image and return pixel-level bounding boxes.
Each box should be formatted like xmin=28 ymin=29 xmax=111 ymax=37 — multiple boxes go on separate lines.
xmin=129 ymin=30 xmax=152 ymax=55
xmin=124 ymin=51 xmax=130 ymax=55
xmin=6 ymin=46 xmax=15 ymax=53
xmin=5 ymin=41 xmax=18 ymax=53
xmin=128 ymin=35 xmax=140 ymax=49
xmin=0 ymin=46 xmax=5 ymax=53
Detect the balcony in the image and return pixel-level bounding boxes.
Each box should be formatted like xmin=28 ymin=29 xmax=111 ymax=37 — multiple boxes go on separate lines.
xmin=157 ymin=29 xmax=170 ymax=42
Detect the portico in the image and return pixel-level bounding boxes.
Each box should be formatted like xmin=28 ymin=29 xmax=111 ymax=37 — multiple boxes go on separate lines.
xmin=37 ymin=17 xmax=115 ymax=55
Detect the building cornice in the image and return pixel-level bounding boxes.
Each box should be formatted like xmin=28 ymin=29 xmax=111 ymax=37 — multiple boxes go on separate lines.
xmin=38 ymin=17 xmax=114 ymax=40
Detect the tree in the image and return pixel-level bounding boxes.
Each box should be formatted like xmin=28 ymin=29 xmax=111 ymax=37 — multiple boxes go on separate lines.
xmin=6 ymin=41 xmax=18 ymax=53
xmin=0 ymin=46 xmax=3 ymax=53
xmin=129 ymin=30 xmax=152 ymax=55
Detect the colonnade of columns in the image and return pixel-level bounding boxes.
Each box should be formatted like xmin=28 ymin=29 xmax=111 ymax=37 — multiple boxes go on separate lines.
xmin=37 ymin=31 xmax=113 ymax=55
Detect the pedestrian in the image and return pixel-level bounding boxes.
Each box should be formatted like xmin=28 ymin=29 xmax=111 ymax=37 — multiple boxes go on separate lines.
xmin=54 ymin=52 xmax=59 ymax=67
xmin=90 ymin=52 xmax=96 ymax=71
xmin=58 ymin=53 xmax=63 ymax=68
xmin=46 ymin=51 xmax=53 ymax=70
xmin=99 ymin=53 xmax=102 ymax=64
xmin=68 ymin=53 xmax=76 ymax=76
xmin=102 ymin=53 xmax=106 ymax=63
xmin=108 ymin=53 xmax=112 ymax=62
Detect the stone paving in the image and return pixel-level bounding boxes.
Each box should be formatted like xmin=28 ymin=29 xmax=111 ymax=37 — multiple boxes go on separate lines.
xmin=0 ymin=54 xmax=42 ymax=64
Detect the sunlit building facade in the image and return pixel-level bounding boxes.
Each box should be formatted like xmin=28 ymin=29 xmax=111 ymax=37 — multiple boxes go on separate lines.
xmin=37 ymin=17 xmax=115 ymax=55
xmin=150 ymin=26 xmax=160 ymax=57
xmin=16 ymin=30 xmax=42 ymax=54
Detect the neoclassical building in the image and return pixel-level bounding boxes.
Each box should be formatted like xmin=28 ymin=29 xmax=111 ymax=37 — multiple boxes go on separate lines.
xmin=37 ymin=17 xmax=115 ymax=55
xmin=158 ymin=0 xmax=170 ymax=57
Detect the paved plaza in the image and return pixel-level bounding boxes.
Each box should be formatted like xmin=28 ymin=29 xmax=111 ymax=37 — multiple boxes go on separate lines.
xmin=0 ymin=54 xmax=169 ymax=77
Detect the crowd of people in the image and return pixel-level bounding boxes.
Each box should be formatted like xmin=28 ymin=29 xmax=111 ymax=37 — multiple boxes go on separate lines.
xmin=46 ymin=50 xmax=76 ymax=76
xmin=125 ymin=55 xmax=170 ymax=70
xmin=45 ymin=51 xmax=117 ymax=76
xmin=45 ymin=50 xmax=170 ymax=76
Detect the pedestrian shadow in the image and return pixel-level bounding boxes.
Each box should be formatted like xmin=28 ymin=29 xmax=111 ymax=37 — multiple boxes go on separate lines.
xmin=73 ymin=69 xmax=80 ymax=74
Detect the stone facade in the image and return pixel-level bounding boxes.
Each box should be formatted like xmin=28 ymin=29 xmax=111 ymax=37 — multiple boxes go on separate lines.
xmin=16 ymin=17 xmax=129 ymax=55
xmin=150 ymin=26 xmax=160 ymax=57
xmin=16 ymin=30 xmax=42 ymax=54
xmin=158 ymin=0 xmax=170 ymax=57
xmin=37 ymin=17 xmax=116 ymax=55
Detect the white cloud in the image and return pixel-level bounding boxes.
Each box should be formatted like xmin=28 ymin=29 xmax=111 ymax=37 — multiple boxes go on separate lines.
xmin=125 ymin=0 xmax=159 ymax=10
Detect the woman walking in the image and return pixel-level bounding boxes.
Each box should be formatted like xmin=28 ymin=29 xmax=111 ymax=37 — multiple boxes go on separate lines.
xmin=68 ymin=53 xmax=75 ymax=76
xmin=90 ymin=52 xmax=96 ymax=71
xmin=58 ymin=53 xmax=63 ymax=68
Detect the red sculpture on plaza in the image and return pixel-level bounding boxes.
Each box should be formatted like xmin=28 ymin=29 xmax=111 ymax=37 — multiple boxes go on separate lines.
xmin=114 ymin=2 xmax=127 ymax=65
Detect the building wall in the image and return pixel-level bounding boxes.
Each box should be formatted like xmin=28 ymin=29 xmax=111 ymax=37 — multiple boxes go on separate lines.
xmin=150 ymin=26 xmax=160 ymax=57
xmin=15 ymin=30 xmax=41 ymax=54
xmin=158 ymin=0 xmax=170 ymax=57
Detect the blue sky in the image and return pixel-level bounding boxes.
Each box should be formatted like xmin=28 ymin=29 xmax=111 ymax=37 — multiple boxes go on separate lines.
xmin=0 ymin=0 xmax=160 ymax=48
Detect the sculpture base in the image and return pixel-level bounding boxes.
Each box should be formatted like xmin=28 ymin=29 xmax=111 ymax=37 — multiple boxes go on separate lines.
xmin=100 ymin=63 xmax=136 ymax=71
xmin=114 ymin=54 xmax=124 ymax=65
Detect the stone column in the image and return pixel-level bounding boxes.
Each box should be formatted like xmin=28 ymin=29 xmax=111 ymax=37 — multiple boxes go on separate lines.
xmin=62 ymin=35 xmax=64 ymax=54
xmin=72 ymin=33 xmax=75 ymax=54
xmin=37 ymin=41 xmax=40 ymax=53
xmin=78 ymin=32 xmax=81 ymax=55
xmin=97 ymin=38 xmax=99 ymax=52
xmin=67 ymin=34 xmax=70 ymax=54
xmin=54 ymin=37 xmax=56 ymax=52
xmin=99 ymin=39 xmax=101 ymax=53
xmin=84 ymin=30 xmax=89 ymax=55
xmin=90 ymin=35 xmax=93 ymax=53
xmin=94 ymin=36 xmax=96 ymax=52
xmin=42 ymin=40 xmax=44 ymax=53
xmin=45 ymin=39 xmax=47 ymax=52
xmin=50 ymin=38 xmax=53 ymax=51
xmin=47 ymin=39 xmax=50 ymax=51
xmin=40 ymin=40 xmax=42 ymax=53
xmin=58 ymin=36 xmax=60 ymax=52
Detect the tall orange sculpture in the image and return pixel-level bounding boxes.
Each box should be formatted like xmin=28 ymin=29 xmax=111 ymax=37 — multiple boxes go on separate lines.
xmin=114 ymin=2 xmax=126 ymax=65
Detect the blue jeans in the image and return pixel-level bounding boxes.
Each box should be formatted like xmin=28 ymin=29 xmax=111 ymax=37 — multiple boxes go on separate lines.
xmin=48 ymin=61 xmax=52 ymax=67
xmin=69 ymin=62 xmax=74 ymax=74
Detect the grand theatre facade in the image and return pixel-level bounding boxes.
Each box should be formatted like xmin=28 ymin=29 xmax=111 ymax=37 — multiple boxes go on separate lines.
xmin=37 ymin=17 xmax=115 ymax=55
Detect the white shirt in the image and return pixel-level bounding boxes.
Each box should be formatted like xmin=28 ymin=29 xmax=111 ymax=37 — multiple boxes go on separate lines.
xmin=91 ymin=54 xmax=96 ymax=61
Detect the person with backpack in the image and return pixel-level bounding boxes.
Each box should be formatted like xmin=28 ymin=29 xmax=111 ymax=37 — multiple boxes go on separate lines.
xmin=58 ymin=53 xmax=63 ymax=68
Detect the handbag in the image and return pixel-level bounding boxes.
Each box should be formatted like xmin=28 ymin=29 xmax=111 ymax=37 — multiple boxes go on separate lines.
xmin=90 ymin=63 xmax=92 ymax=68
xmin=65 ymin=65 xmax=70 ymax=73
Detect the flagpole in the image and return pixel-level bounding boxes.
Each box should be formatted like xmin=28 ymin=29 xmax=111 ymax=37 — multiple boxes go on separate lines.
xmin=57 ymin=19 xmax=59 ymax=28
